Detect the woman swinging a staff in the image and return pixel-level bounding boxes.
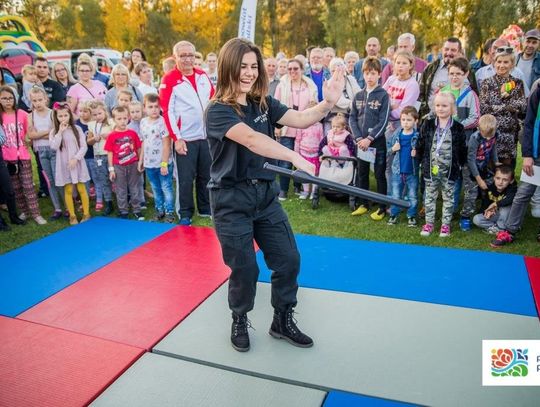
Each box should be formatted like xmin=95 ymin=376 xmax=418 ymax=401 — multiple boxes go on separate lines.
xmin=205 ymin=38 xmax=344 ymax=352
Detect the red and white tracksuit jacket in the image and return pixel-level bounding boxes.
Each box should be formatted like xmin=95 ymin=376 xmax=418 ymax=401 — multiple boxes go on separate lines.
xmin=159 ymin=67 xmax=215 ymax=142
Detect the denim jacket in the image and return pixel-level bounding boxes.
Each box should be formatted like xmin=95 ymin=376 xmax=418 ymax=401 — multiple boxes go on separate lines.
xmin=388 ymin=128 xmax=419 ymax=176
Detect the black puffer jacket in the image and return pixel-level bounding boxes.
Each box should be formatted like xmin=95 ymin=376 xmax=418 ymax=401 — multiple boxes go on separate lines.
xmin=416 ymin=117 xmax=467 ymax=181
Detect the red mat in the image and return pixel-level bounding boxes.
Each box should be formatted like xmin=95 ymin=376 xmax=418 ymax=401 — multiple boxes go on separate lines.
xmin=19 ymin=226 xmax=231 ymax=350
xmin=525 ymin=256 xmax=540 ymax=319
xmin=0 ymin=316 xmax=143 ymax=407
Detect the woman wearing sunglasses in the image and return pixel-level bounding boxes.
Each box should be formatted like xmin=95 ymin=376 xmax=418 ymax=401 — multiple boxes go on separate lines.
xmin=274 ymin=59 xmax=322 ymax=200
xmin=479 ymin=47 xmax=527 ymax=167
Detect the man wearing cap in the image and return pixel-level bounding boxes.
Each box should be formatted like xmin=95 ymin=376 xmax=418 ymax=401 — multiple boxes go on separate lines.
xmin=517 ymin=29 xmax=540 ymax=90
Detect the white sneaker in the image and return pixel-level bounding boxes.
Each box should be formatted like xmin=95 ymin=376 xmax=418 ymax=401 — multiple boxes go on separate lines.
xmin=19 ymin=212 xmax=27 ymax=221
xmin=299 ymin=191 xmax=309 ymax=200
xmin=34 ymin=215 xmax=47 ymax=225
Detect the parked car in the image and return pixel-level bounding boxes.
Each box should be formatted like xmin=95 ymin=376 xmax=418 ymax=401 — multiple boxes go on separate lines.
xmin=0 ymin=47 xmax=38 ymax=78
xmin=45 ymin=48 xmax=121 ymax=79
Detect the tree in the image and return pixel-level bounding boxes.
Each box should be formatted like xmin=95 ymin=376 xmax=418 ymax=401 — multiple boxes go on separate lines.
xmin=102 ymin=0 xmax=130 ymax=51
xmin=20 ymin=0 xmax=59 ymax=46
xmin=143 ymin=10 xmax=177 ymax=65
xmin=79 ymin=0 xmax=106 ymax=48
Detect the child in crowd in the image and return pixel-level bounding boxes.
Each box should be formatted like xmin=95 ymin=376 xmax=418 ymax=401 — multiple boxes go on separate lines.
xmin=20 ymin=65 xmax=43 ymax=112
xmin=294 ymin=117 xmax=324 ymax=200
xmin=137 ymin=94 xmax=174 ymax=222
xmin=87 ymin=100 xmax=114 ymax=214
xmin=49 ymin=103 xmax=90 ymax=225
xmin=321 ymin=114 xmax=353 ymax=158
xmin=439 ymin=57 xmax=481 ymax=213
xmin=117 ymin=90 xmax=133 ymax=109
xmin=417 ymin=92 xmax=466 ymax=237
xmin=383 ymin=50 xmax=420 ymax=210
xmin=383 ymin=51 xmax=420 ymax=137
xmin=127 ymin=100 xmax=146 ymax=208
xmin=473 ymin=166 xmax=517 ymax=234
xmin=349 ymin=56 xmax=390 ymax=220
xmin=459 ymin=114 xmax=499 ymax=231
xmin=387 ymin=106 xmax=419 ymax=227
xmin=104 ymin=106 xmax=143 ymax=220
xmin=27 ymin=87 xmax=63 ymax=219
xmin=162 ymin=57 xmax=176 ymax=75
xmin=76 ymin=101 xmax=96 ymax=199
xmin=439 ymin=58 xmax=480 ymax=135
xmin=0 ymin=85 xmax=47 ymax=225
xmin=0 ymin=125 xmax=25 ymax=230
xmin=127 ymin=101 xmax=143 ymax=135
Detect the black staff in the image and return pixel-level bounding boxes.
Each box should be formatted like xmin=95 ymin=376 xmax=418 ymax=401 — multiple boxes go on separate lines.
xmin=263 ymin=162 xmax=411 ymax=209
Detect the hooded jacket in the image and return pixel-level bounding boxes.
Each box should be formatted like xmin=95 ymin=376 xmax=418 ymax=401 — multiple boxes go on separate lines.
xmin=349 ymin=85 xmax=390 ymax=148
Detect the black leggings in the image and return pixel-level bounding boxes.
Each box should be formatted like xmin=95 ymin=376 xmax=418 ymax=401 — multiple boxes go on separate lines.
xmin=0 ymin=158 xmax=19 ymax=221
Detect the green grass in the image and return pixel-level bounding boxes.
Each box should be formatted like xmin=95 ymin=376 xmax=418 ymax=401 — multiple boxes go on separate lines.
xmin=1 ymin=158 xmax=538 ymax=257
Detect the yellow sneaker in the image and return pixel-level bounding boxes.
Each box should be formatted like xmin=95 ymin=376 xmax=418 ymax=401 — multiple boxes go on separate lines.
xmin=351 ymin=205 xmax=368 ymax=216
xmin=370 ymin=208 xmax=385 ymax=221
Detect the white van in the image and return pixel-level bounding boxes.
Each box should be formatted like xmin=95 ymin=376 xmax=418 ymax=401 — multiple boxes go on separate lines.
xmin=44 ymin=48 xmax=121 ymax=76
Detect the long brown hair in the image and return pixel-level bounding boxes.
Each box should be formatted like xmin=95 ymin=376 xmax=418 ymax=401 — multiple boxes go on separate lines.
xmin=52 ymin=104 xmax=80 ymax=151
xmin=215 ymin=38 xmax=268 ymax=115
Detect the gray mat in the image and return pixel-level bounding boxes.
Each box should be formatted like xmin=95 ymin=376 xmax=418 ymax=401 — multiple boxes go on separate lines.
xmin=91 ymin=353 xmax=326 ymax=406
xmin=154 ymin=283 xmax=540 ymax=407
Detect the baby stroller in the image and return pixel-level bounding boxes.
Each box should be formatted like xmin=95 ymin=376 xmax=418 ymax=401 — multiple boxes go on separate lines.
xmin=311 ymin=155 xmax=360 ymax=210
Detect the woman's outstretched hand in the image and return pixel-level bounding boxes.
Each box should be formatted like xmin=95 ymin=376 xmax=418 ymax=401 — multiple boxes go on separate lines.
xmin=323 ymin=66 xmax=346 ymax=106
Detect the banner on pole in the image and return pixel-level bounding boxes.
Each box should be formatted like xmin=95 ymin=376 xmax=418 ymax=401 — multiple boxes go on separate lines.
xmin=238 ymin=0 xmax=258 ymax=43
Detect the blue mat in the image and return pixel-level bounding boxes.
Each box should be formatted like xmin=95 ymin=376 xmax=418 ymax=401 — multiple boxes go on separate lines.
xmin=324 ymin=391 xmax=418 ymax=406
xmin=257 ymin=235 xmax=536 ymax=317
xmin=0 ymin=217 xmax=173 ymax=317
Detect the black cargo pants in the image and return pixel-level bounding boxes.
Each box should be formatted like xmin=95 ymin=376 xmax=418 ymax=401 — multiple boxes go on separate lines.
xmin=210 ymin=179 xmax=300 ymax=315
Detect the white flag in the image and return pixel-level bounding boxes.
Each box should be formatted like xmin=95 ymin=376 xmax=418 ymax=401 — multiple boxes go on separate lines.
xmin=238 ymin=0 xmax=258 ymax=43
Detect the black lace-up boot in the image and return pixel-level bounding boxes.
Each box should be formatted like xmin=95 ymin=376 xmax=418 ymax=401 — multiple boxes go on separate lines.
xmin=231 ymin=313 xmax=250 ymax=352
xmin=269 ymin=308 xmax=313 ymax=348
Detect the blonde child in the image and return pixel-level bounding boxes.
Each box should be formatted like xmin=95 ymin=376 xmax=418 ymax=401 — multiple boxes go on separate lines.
xmin=49 ymin=103 xmax=90 ymax=225
xmin=20 ymin=65 xmax=43 ymax=111
xmin=27 ymin=87 xmax=63 ymax=219
xmin=104 ymin=106 xmax=143 ymax=220
xmin=87 ymin=100 xmax=114 ymax=214
xmin=459 ymin=114 xmax=500 ymax=231
xmin=321 ymin=114 xmax=354 ymax=158
xmin=127 ymin=101 xmax=143 ymax=136
xmin=416 ymin=92 xmax=467 ymax=237
xmin=76 ymin=101 xmax=97 ymax=199
xmin=127 ymin=100 xmax=146 ymax=208
xmin=383 ymin=51 xmax=420 ymax=191
xmin=383 ymin=51 xmax=420 ymax=133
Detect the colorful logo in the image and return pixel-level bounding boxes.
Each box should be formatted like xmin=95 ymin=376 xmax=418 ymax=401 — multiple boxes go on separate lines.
xmin=491 ymin=348 xmax=528 ymax=377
